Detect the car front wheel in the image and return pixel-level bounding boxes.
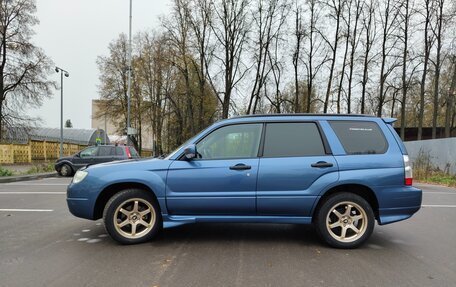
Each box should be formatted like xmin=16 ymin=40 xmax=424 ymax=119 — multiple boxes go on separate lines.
xmin=59 ymin=163 xmax=73 ymax=177
xmin=103 ymin=189 xmax=162 ymax=244
xmin=315 ymin=192 xmax=374 ymax=249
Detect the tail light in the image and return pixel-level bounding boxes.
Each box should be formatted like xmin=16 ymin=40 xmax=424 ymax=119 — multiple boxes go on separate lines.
xmin=403 ymin=155 xmax=413 ymax=186
xmin=125 ymin=147 xmax=132 ymax=159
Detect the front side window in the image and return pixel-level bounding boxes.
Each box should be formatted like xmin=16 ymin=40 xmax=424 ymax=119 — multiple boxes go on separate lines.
xmin=196 ymin=124 xmax=262 ymax=160
xmin=262 ymin=122 xmax=326 ymax=157
xmin=80 ymin=147 xmax=98 ymax=157
xmin=329 ymin=121 xmax=388 ymax=154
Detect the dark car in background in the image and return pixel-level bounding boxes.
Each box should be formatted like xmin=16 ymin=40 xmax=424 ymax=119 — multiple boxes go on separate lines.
xmin=55 ymin=145 xmax=139 ymax=176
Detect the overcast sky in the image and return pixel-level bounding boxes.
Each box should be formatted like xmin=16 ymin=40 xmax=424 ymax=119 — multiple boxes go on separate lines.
xmin=29 ymin=0 xmax=171 ymax=129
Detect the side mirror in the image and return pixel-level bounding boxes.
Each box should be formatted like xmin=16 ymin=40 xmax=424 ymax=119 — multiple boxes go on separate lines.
xmin=183 ymin=144 xmax=197 ymax=160
xmin=75 ymin=152 xmax=80 ymax=158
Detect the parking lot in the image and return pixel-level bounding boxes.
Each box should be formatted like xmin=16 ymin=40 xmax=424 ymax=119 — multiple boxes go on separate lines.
xmin=0 ymin=178 xmax=455 ymax=287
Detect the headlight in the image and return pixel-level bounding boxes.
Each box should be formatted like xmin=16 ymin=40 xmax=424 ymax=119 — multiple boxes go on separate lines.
xmin=73 ymin=170 xmax=88 ymax=184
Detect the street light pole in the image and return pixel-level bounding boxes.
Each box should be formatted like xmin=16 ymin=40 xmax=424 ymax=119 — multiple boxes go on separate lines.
xmin=55 ymin=66 xmax=69 ymax=158
xmin=126 ymin=0 xmax=132 ymax=145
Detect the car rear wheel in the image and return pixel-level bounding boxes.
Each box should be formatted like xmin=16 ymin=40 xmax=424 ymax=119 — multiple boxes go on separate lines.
xmin=315 ymin=192 xmax=374 ymax=249
xmin=103 ymin=189 xmax=162 ymax=244
xmin=59 ymin=164 xmax=73 ymax=177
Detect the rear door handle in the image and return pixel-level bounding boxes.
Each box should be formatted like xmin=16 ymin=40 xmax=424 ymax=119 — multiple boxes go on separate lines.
xmin=311 ymin=161 xmax=333 ymax=168
xmin=229 ymin=164 xmax=251 ymax=170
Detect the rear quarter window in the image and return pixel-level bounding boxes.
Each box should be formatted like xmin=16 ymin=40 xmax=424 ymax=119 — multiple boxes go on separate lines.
xmin=128 ymin=147 xmax=139 ymax=157
xmin=329 ymin=121 xmax=388 ymax=155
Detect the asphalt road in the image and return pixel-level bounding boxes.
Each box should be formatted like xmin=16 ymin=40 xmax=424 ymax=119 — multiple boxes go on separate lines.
xmin=0 ymin=178 xmax=455 ymax=287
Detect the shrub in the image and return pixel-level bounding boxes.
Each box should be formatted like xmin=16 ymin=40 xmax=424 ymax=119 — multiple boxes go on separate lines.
xmin=0 ymin=166 xmax=13 ymax=177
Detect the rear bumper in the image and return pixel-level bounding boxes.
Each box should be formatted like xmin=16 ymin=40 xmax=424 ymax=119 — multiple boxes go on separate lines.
xmin=377 ymin=186 xmax=422 ymax=225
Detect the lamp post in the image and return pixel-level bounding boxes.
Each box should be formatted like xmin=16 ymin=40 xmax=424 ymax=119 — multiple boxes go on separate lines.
xmin=55 ymin=66 xmax=69 ymax=158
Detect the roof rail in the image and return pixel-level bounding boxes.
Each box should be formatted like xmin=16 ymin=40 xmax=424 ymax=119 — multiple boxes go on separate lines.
xmin=231 ymin=113 xmax=374 ymax=119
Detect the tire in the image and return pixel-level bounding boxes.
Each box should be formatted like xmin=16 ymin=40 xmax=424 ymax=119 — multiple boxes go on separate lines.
xmin=103 ymin=189 xmax=162 ymax=245
xmin=315 ymin=192 xmax=375 ymax=249
xmin=59 ymin=163 xmax=73 ymax=177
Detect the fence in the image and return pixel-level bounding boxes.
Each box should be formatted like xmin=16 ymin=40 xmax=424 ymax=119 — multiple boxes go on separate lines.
xmin=404 ymin=138 xmax=456 ymax=175
xmin=0 ymin=141 xmax=86 ymax=164
xmin=0 ymin=141 xmax=153 ymax=164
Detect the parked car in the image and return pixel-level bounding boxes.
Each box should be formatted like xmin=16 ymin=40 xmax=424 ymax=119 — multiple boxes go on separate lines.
xmin=55 ymin=145 xmax=139 ymax=176
xmin=66 ymin=114 xmax=422 ymax=248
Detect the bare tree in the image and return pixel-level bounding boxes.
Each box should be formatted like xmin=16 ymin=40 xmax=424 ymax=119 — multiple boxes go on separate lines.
xmin=431 ymin=0 xmax=445 ymax=139
xmin=292 ymin=0 xmax=304 ymax=112
xmin=303 ymin=0 xmax=327 ymax=113
xmin=377 ymin=0 xmax=401 ymax=117
xmin=346 ymin=0 xmax=363 ymax=114
xmin=360 ymin=0 xmax=377 ymax=114
xmin=445 ymin=55 xmax=456 ymax=137
xmin=336 ymin=0 xmax=351 ymax=114
xmin=400 ymin=0 xmax=411 ymax=139
xmin=97 ymin=34 xmax=136 ymax=136
xmin=247 ymin=0 xmax=288 ymax=114
xmin=418 ymin=0 xmax=434 ymax=140
xmin=163 ymin=0 xmax=196 ymax=134
xmin=211 ymin=0 xmax=250 ymax=118
xmin=0 ymin=0 xmax=54 ymax=140
xmin=322 ymin=0 xmax=343 ymax=113
xmin=188 ymin=0 xmax=217 ymax=130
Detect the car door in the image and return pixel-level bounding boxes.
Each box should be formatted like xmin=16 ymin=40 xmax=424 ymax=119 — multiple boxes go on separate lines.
xmin=166 ymin=123 xmax=263 ymax=215
xmin=74 ymin=146 xmax=99 ymax=168
xmin=256 ymin=122 xmax=338 ymax=216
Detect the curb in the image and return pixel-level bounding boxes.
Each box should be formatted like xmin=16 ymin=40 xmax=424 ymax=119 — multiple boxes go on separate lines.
xmin=0 ymin=172 xmax=59 ymax=183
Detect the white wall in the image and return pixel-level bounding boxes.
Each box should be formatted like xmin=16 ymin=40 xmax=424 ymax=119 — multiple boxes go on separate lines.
xmin=404 ymin=138 xmax=456 ymax=175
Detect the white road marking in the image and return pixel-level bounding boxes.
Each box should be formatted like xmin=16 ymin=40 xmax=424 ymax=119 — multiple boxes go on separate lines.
xmin=423 ymin=192 xmax=456 ymax=195
xmin=422 ymin=205 xmax=456 ymax=208
xmin=0 ymin=192 xmax=65 ymax=195
xmin=0 ymin=208 xmax=53 ymax=212
xmin=2 ymin=183 xmax=69 ymax=186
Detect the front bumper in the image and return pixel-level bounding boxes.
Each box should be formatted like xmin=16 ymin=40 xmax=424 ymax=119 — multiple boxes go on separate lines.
xmin=67 ymin=197 xmax=93 ymax=219
xmin=66 ymin=181 xmax=98 ymax=220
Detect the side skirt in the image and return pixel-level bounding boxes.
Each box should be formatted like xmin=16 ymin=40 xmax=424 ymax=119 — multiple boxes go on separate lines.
xmin=161 ymin=214 xmax=313 ymax=229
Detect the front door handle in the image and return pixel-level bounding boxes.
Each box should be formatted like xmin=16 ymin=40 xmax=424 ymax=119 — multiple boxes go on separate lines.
xmin=229 ymin=164 xmax=251 ymax=170
xmin=311 ymin=161 xmax=334 ymax=168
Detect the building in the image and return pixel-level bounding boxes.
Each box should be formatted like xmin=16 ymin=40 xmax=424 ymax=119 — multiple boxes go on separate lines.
xmin=91 ymin=99 xmax=153 ymax=149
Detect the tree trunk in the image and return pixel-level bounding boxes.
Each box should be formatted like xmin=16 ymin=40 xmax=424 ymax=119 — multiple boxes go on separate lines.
xmin=432 ymin=0 xmax=443 ymax=139
xmin=400 ymin=0 xmax=409 ymax=140
xmin=324 ymin=0 xmax=342 ymax=113
xmin=418 ymin=0 xmax=432 ymax=140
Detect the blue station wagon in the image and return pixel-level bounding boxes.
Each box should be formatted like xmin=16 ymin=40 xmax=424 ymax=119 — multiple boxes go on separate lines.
xmin=67 ymin=114 xmax=422 ymax=248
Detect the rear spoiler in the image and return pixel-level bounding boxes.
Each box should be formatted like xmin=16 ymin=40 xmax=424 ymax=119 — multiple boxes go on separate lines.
xmin=382 ymin=118 xmax=397 ymax=125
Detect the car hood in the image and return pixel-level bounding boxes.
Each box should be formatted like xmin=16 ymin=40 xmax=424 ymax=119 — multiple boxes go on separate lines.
xmin=85 ymin=157 xmax=173 ymax=173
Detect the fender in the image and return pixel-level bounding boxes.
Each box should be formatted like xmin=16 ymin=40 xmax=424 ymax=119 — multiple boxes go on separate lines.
xmin=83 ymin=159 xmax=173 ymax=215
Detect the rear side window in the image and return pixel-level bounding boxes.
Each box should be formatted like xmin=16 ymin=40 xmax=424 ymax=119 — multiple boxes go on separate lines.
xmin=329 ymin=121 xmax=388 ymax=154
xmin=115 ymin=147 xmax=124 ymax=156
xmin=98 ymin=146 xmax=114 ymax=156
xmin=262 ymin=123 xmax=326 ymax=157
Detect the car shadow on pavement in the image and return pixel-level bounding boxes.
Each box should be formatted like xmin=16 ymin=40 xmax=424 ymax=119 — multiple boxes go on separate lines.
xmin=154 ymin=223 xmax=322 ymax=245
